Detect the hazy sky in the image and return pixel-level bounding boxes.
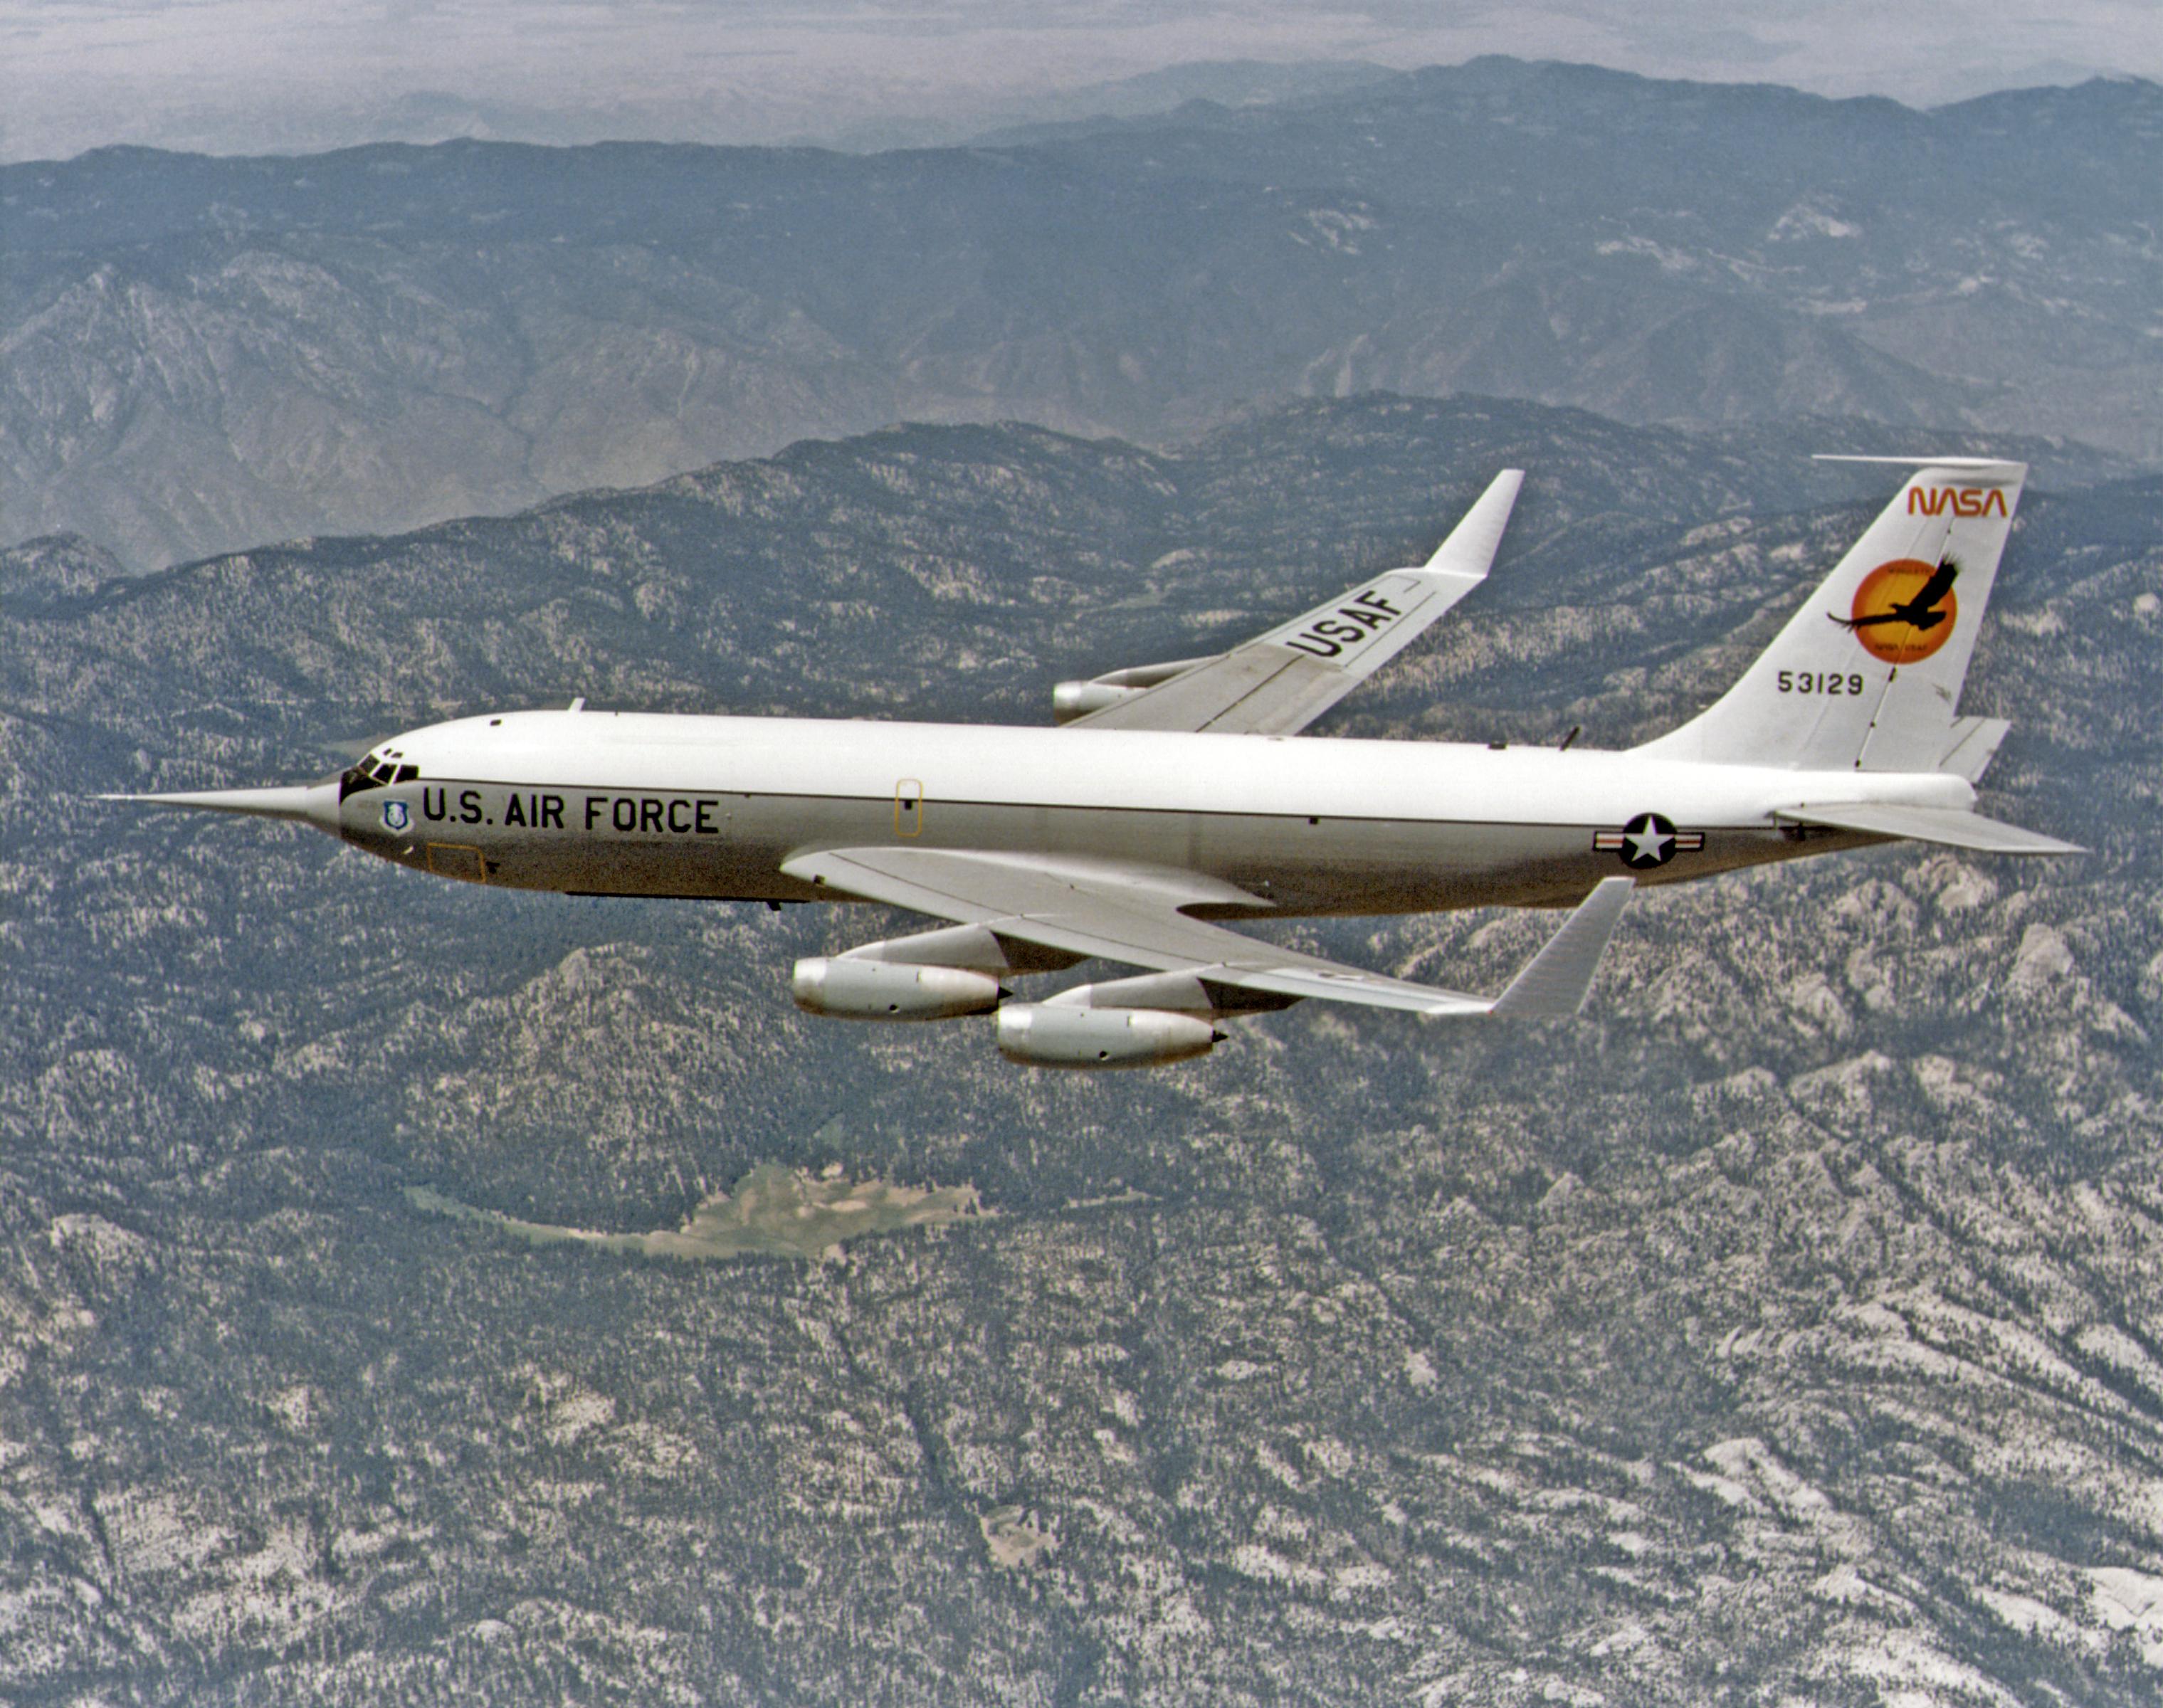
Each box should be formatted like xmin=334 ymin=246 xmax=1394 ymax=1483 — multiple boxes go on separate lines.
xmin=4 ymin=0 xmax=2155 ymax=161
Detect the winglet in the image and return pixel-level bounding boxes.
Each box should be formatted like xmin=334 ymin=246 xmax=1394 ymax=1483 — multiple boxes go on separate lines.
xmin=1488 ymin=877 xmax=1634 ymax=1018
xmin=1423 ymin=467 xmax=1523 ymax=584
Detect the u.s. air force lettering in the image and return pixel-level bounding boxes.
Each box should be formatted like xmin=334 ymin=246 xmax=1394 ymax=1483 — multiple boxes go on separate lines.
xmin=413 ymin=784 xmax=735 ymax=836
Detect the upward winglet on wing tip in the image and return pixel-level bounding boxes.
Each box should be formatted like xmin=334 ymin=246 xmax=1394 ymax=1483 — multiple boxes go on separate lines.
xmin=1486 ymin=875 xmax=1635 ymax=1020
xmin=1421 ymin=467 xmax=1525 ymax=579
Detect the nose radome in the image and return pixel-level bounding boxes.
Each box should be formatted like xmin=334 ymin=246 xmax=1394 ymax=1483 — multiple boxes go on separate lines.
xmin=98 ymin=776 xmax=348 ymax=839
xmin=300 ymin=777 xmax=344 ymax=834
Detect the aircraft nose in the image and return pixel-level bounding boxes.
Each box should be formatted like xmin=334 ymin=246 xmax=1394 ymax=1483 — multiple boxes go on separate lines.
xmin=100 ymin=775 xmax=348 ymax=838
xmin=298 ymin=777 xmax=344 ymax=833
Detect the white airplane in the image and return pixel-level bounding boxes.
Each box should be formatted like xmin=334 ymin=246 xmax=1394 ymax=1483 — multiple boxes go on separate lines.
xmin=114 ymin=457 xmax=2076 ymax=1068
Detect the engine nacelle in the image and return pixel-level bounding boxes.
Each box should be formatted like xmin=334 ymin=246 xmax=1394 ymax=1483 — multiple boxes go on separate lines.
xmin=791 ymin=958 xmax=1004 ymax=1021
xmin=1051 ymin=680 xmax=1144 ymax=722
xmin=995 ymin=1003 xmax=1221 ymax=1069
xmin=1051 ymin=654 xmax=1219 ymax=723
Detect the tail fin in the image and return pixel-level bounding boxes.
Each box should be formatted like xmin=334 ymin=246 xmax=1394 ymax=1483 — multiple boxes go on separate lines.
xmin=1638 ymin=458 xmax=2025 ymax=771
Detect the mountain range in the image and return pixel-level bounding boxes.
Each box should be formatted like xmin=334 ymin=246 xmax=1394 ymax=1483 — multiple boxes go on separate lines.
xmin=6 ymin=394 xmax=2163 ymax=1702
xmin=7 ymin=58 xmax=2160 ymax=570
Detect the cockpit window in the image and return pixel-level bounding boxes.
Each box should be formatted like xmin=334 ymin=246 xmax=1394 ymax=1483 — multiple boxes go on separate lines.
xmin=340 ymin=748 xmax=398 ymax=800
xmin=393 ymin=764 xmax=419 ymax=784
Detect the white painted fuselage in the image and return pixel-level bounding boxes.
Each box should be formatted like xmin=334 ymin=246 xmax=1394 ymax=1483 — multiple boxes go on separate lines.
xmin=335 ymin=708 xmax=1969 ymax=914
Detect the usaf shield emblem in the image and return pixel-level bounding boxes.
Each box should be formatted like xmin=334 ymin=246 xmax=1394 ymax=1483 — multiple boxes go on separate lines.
xmin=383 ymin=799 xmax=411 ymax=832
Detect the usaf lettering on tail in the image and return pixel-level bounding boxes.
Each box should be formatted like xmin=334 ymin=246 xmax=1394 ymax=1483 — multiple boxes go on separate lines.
xmin=110 ymin=457 xmax=2078 ymax=1070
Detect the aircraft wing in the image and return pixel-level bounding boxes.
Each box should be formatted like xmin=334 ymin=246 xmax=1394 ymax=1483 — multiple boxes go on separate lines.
xmin=1061 ymin=469 xmax=1522 ymax=736
xmin=780 ymin=845 xmax=1630 ymax=1017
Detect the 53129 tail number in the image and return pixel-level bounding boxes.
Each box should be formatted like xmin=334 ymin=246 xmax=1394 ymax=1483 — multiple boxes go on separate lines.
xmin=1777 ymin=670 xmax=1866 ymax=695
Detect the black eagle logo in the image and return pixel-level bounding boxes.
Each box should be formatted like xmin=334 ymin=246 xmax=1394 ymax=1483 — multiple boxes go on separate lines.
xmin=1831 ymin=556 xmax=1960 ymax=634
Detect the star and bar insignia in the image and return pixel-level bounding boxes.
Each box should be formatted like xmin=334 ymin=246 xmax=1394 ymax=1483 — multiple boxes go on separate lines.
xmin=1593 ymin=811 xmax=1704 ymax=869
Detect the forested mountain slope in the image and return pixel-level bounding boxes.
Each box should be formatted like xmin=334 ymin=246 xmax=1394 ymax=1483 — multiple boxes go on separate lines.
xmin=8 ymin=60 xmax=2157 ymax=567
xmin=5 ymin=396 xmax=2162 ymax=1702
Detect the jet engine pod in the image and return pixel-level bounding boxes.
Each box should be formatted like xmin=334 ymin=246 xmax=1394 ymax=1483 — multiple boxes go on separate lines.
xmin=791 ymin=957 xmax=1004 ymax=1021
xmin=1051 ymin=654 xmax=1217 ymax=722
xmin=996 ymin=1003 xmax=1221 ymax=1070
xmin=1051 ymin=680 xmax=1143 ymax=722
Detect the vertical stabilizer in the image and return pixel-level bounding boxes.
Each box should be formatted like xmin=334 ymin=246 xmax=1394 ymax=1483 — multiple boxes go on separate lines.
xmin=1638 ymin=458 xmax=2025 ymax=771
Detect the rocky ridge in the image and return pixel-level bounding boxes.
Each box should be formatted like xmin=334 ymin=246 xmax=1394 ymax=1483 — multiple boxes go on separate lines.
xmin=3 ymin=396 xmax=2162 ymax=1702
xmin=6 ymin=60 xmax=2159 ymax=569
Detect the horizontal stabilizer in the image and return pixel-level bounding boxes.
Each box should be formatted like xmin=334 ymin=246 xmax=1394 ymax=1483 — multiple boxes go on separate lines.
xmin=1776 ymin=803 xmax=2082 ymax=855
xmin=1490 ymin=877 xmax=1634 ymax=1018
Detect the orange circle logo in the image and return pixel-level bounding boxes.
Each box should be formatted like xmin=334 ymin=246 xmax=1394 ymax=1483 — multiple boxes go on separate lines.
xmin=1839 ymin=558 xmax=1959 ymax=664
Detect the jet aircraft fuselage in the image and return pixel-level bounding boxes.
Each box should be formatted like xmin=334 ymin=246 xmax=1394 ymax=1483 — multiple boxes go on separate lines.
xmin=321 ymin=710 xmax=1946 ymax=913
